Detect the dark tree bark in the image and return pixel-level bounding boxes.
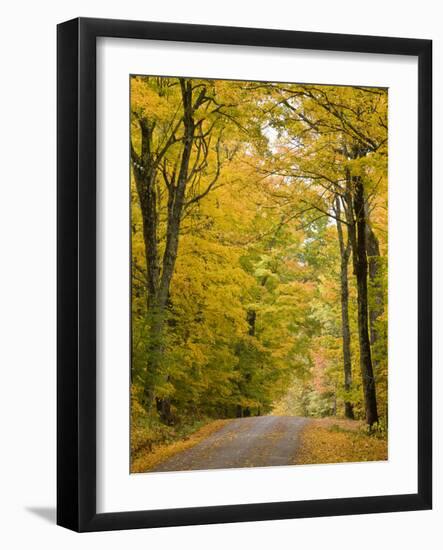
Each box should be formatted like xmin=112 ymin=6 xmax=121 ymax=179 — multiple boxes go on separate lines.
xmin=131 ymin=126 xmax=163 ymax=413
xmin=155 ymin=395 xmax=173 ymax=425
xmin=334 ymin=197 xmax=354 ymax=420
xmin=365 ymin=219 xmax=383 ymax=351
xmin=366 ymin=217 xmax=385 ymax=422
xmin=247 ymin=309 xmax=256 ymax=337
xmin=345 ymin=171 xmax=379 ymax=427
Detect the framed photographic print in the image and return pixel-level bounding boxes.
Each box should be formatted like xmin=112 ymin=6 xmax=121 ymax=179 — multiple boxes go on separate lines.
xmin=57 ymin=17 xmax=432 ymax=532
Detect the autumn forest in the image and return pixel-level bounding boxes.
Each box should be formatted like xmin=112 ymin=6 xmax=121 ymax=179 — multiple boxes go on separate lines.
xmin=130 ymin=75 xmax=388 ymax=472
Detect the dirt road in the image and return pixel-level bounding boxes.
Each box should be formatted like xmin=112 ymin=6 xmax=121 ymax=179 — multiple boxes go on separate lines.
xmin=151 ymin=415 xmax=309 ymax=472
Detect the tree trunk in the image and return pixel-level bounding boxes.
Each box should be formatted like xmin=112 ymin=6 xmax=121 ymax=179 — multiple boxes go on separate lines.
xmin=156 ymin=396 xmax=173 ymax=425
xmin=247 ymin=309 xmax=256 ymax=336
xmin=334 ymin=197 xmax=354 ymax=420
xmin=133 ymin=167 xmax=164 ymax=412
xmin=157 ymin=86 xmax=194 ymax=308
xmin=366 ymin=221 xmax=383 ymax=352
xmin=347 ymin=176 xmax=379 ymax=427
xmin=366 ymin=220 xmax=386 ymax=421
xmin=131 ymin=79 xmax=198 ymax=422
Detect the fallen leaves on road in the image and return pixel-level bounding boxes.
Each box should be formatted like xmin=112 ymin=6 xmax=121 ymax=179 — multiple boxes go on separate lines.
xmin=131 ymin=419 xmax=229 ymax=473
xmin=296 ymin=418 xmax=388 ymax=465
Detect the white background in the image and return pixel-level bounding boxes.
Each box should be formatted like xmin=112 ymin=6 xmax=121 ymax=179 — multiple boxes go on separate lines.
xmin=0 ymin=0 xmax=441 ymax=548
xmin=97 ymin=39 xmax=418 ymax=512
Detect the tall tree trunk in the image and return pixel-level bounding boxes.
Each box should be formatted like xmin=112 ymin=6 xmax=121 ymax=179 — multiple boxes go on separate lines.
xmin=132 ymin=165 xmax=163 ymax=412
xmin=345 ymin=172 xmax=379 ymax=427
xmin=366 ymin=221 xmax=383 ymax=352
xmin=366 ymin=220 xmax=386 ymax=422
xmin=334 ymin=197 xmax=354 ymax=420
xmin=156 ymin=395 xmax=173 ymax=425
xmin=247 ymin=309 xmax=256 ymax=336
xmin=131 ymin=80 xmax=196 ymax=421
xmin=157 ymin=80 xmax=195 ymax=309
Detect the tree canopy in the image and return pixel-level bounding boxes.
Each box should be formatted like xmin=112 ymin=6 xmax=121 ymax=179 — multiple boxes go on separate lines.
xmin=130 ymin=75 xmax=388 ymax=438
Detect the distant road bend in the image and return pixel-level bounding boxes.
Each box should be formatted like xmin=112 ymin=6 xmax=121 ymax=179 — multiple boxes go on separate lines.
xmin=151 ymin=415 xmax=309 ymax=472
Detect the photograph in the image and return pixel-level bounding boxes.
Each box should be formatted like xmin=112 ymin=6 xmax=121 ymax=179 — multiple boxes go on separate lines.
xmin=129 ymin=75 xmax=389 ymax=474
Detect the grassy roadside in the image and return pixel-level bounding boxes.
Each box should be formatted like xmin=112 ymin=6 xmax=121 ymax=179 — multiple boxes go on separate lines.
xmin=296 ymin=418 xmax=388 ymax=465
xmin=131 ymin=418 xmax=229 ymax=473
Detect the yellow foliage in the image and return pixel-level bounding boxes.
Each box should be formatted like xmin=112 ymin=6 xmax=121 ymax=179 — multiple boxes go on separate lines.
xmin=131 ymin=419 xmax=229 ymax=473
xmin=296 ymin=418 xmax=388 ymax=464
xmin=130 ymin=75 xmax=388 ymax=461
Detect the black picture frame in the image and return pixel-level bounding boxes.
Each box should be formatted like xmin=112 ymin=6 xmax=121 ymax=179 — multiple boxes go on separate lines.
xmin=57 ymin=17 xmax=432 ymax=532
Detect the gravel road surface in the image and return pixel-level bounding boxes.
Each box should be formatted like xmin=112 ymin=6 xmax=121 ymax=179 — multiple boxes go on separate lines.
xmin=151 ymin=415 xmax=309 ymax=472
